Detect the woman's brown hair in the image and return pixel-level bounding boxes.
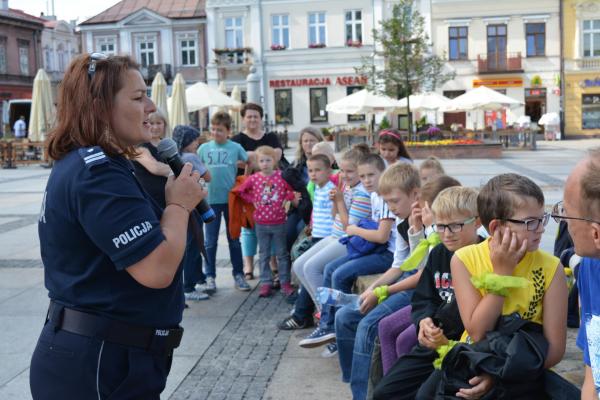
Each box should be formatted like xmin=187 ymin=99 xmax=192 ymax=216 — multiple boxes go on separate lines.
xmin=46 ymin=54 xmax=141 ymax=160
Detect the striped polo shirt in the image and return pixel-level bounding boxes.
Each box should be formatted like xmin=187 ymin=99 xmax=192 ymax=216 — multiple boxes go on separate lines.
xmin=331 ymin=183 xmax=372 ymax=238
xmin=312 ymin=181 xmax=336 ymax=239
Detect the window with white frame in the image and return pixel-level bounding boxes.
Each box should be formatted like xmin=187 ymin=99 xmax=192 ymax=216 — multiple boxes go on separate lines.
xmin=583 ymin=20 xmax=600 ymax=57
xmin=271 ymin=14 xmax=289 ymax=48
xmin=308 ymin=12 xmax=326 ymax=46
xmin=178 ymin=33 xmax=198 ymax=66
xmin=18 ymin=40 xmax=29 ymax=75
xmin=57 ymin=43 xmax=66 ymax=72
xmin=225 ymin=17 xmax=243 ymax=48
xmin=135 ymin=34 xmax=157 ymax=68
xmin=0 ymin=37 xmax=6 ymax=74
xmin=345 ymin=10 xmax=362 ymax=45
xmin=96 ymin=36 xmax=116 ymax=56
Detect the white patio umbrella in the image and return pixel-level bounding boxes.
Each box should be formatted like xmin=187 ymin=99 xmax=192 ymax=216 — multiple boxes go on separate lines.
xmin=326 ymin=89 xmax=399 ymax=115
xmin=538 ymin=112 xmax=560 ymax=126
xmin=228 ymin=85 xmax=242 ymax=133
xmin=217 ymin=81 xmax=228 ymax=112
xmin=185 ymin=82 xmax=241 ymax=112
xmin=168 ymin=73 xmax=189 ymax=127
xmin=151 ymin=72 xmax=169 ymax=124
xmin=395 ymin=92 xmax=450 ymax=111
xmin=29 ymin=69 xmax=54 ymax=142
xmin=444 ymin=86 xmax=522 ymax=112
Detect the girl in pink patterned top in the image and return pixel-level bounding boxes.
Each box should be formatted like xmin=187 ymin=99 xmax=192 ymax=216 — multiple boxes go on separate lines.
xmin=238 ymin=146 xmax=299 ymax=297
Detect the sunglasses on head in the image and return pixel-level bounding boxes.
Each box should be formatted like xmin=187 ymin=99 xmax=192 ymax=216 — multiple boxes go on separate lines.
xmin=88 ymin=52 xmax=108 ymax=80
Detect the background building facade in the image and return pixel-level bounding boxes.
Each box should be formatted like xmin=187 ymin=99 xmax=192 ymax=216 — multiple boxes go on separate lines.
xmin=431 ymin=0 xmax=561 ymax=130
xmin=563 ymin=0 xmax=600 ymax=137
xmin=79 ymin=0 xmax=207 ymax=87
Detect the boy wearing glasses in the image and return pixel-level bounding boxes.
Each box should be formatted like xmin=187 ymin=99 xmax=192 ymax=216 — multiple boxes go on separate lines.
xmin=374 ymin=186 xmax=483 ymax=400
xmin=419 ymin=173 xmax=567 ymax=399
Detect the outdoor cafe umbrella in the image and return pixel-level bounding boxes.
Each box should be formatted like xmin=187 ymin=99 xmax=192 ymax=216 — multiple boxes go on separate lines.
xmin=538 ymin=112 xmax=560 ymax=126
xmin=151 ymin=72 xmax=169 ymax=128
xmin=185 ymin=82 xmax=241 ymax=112
xmin=28 ymin=69 xmax=54 ymax=142
xmin=444 ymin=86 xmax=522 ymax=136
xmin=396 ymin=92 xmax=450 ymax=128
xmin=326 ymin=89 xmax=399 ymax=115
xmin=168 ymin=73 xmax=189 ymax=127
xmin=217 ymin=81 xmax=228 ymax=112
xmin=228 ymin=85 xmax=242 ymax=133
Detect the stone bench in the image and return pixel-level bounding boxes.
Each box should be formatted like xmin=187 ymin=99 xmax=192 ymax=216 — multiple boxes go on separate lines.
xmin=353 ymin=274 xmax=383 ymax=294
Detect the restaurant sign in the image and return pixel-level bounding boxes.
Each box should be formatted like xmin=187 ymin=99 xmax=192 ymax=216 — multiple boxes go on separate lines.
xmin=473 ymin=78 xmax=523 ymax=88
xmin=269 ymin=76 xmax=367 ymax=88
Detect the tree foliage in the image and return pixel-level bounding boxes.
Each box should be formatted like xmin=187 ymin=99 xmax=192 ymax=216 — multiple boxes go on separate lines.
xmin=356 ymin=0 xmax=454 ymax=99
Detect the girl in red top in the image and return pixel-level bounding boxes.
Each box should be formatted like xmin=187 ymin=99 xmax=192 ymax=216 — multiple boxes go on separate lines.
xmin=238 ymin=146 xmax=299 ymax=297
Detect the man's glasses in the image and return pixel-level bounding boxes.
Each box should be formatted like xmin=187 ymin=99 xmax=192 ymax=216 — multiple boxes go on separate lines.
xmin=551 ymin=201 xmax=600 ymax=225
xmin=503 ymin=213 xmax=550 ymax=232
xmin=434 ymin=216 xmax=476 ymax=234
xmin=88 ymin=52 xmax=108 ymax=80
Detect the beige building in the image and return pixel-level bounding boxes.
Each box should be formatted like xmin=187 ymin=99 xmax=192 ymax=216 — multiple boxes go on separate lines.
xmin=430 ymin=0 xmax=561 ymax=130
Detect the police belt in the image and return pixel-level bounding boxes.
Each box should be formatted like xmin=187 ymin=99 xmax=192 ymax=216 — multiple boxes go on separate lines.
xmin=47 ymin=301 xmax=183 ymax=355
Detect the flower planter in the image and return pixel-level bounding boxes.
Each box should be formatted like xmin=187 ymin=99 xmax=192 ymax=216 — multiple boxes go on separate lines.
xmin=407 ymin=142 xmax=503 ymax=159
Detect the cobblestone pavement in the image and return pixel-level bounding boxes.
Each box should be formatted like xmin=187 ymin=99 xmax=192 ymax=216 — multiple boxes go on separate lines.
xmin=170 ymin=289 xmax=293 ymax=400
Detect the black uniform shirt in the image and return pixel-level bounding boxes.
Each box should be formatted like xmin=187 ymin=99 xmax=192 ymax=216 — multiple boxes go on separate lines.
xmin=38 ymin=147 xmax=183 ymax=328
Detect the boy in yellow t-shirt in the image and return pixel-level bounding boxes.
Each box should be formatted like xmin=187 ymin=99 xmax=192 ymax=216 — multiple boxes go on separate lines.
xmin=442 ymin=173 xmax=567 ymax=399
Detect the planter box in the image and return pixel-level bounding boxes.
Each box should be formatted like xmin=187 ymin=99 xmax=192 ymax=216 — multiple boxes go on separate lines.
xmin=407 ymin=143 xmax=503 ymax=159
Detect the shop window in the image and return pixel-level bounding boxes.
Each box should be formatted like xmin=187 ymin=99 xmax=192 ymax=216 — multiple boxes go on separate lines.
xmin=582 ymin=94 xmax=600 ymax=129
xmin=274 ymin=89 xmax=293 ymax=124
xmin=526 ymin=23 xmax=545 ymax=57
xmin=345 ymin=10 xmax=362 ymax=45
xmin=310 ymin=87 xmax=328 ymax=123
xmin=272 ymin=14 xmax=289 ymax=48
xmin=449 ymin=27 xmax=468 ymax=60
xmin=308 ymin=12 xmax=326 ymax=46
xmin=347 ymin=86 xmax=365 ymax=122
xmin=583 ymin=20 xmax=600 ymax=57
xmin=225 ymin=17 xmax=243 ymax=48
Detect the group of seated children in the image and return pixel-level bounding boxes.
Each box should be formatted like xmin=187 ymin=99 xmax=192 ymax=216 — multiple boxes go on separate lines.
xmin=270 ymin=131 xmax=569 ymax=400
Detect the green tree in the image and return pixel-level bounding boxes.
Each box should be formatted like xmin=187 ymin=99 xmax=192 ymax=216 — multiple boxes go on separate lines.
xmin=356 ymin=1 xmax=454 ymax=100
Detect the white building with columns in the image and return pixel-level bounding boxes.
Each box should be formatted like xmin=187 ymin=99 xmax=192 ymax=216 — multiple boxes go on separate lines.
xmin=205 ymin=0 xmax=432 ymax=134
xmin=40 ymin=17 xmax=79 ymax=91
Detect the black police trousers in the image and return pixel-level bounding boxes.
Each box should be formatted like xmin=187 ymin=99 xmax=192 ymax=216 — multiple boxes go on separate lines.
xmin=30 ymin=322 xmax=173 ymax=400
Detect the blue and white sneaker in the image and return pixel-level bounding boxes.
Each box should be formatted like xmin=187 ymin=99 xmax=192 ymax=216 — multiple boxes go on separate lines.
xmin=298 ymin=327 xmax=336 ymax=348
xmin=321 ymin=342 xmax=338 ymax=358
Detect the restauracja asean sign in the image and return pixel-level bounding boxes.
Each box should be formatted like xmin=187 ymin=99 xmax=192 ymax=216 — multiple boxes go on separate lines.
xmin=269 ymin=76 xmax=368 ymax=88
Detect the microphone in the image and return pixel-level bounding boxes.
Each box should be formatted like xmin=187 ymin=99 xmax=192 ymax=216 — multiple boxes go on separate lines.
xmin=157 ymin=138 xmax=216 ymax=223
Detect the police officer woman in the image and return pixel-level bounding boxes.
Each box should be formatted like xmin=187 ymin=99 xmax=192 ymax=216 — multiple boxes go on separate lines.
xmin=29 ymin=54 xmax=206 ymax=399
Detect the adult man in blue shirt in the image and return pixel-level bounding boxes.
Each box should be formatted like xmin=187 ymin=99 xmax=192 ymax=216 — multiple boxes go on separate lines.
xmin=558 ymin=147 xmax=600 ymax=399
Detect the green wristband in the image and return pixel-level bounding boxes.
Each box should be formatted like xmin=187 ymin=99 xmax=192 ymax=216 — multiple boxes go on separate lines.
xmin=373 ymin=285 xmax=389 ymax=304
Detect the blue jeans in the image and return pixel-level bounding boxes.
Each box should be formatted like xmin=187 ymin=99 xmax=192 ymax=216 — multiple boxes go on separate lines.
xmin=204 ymin=203 xmax=243 ymax=278
xmin=335 ymin=276 xmax=415 ymax=400
xmin=183 ymin=222 xmax=205 ymax=292
xmin=285 ymin=209 xmax=305 ymax=251
xmin=319 ymin=250 xmax=394 ymax=332
xmin=255 ymin=223 xmax=290 ymax=284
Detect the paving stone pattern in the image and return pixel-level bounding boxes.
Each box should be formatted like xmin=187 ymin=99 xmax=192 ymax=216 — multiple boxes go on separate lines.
xmin=170 ymin=288 xmax=293 ymax=400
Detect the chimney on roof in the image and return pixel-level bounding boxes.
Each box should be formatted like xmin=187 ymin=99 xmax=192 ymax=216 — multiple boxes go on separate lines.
xmin=1 ymin=1 xmax=8 ymax=11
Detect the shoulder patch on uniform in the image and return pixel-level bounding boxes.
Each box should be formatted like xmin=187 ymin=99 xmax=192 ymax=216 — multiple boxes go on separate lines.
xmin=78 ymin=146 xmax=109 ymax=169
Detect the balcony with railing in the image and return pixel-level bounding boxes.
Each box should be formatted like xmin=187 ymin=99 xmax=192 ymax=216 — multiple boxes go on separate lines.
xmin=477 ymin=52 xmax=523 ymax=74
xmin=213 ymin=47 xmax=253 ymax=68
xmin=575 ymin=58 xmax=600 ymax=70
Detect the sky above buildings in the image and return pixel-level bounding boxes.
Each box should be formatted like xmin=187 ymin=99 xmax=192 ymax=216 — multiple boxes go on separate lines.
xmin=13 ymin=0 xmax=121 ymax=23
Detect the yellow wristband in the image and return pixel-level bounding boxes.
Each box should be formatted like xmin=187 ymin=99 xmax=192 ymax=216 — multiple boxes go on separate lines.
xmin=373 ymin=285 xmax=389 ymax=304
xmin=167 ymin=202 xmax=191 ymax=214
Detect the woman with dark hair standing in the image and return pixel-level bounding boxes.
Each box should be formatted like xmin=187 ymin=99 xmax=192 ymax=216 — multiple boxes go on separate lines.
xmin=29 ymin=54 xmax=206 ymax=399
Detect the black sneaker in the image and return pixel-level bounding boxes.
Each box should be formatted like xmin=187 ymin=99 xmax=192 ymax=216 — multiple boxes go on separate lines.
xmin=277 ymin=315 xmax=314 ymax=331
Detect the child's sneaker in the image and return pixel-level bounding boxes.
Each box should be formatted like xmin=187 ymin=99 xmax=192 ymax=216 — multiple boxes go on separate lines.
xmin=299 ymin=327 xmax=336 ymax=348
xmin=259 ymin=284 xmax=273 ymax=298
xmin=321 ymin=342 xmax=338 ymax=358
xmin=281 ymin=282 xmax=295 ymax=297
xmin=204 ymin=277 xmax=217 ymax=294
xmin=234 ymin=274 xmax=251 ymax=291
xmin=184 ymin=289 xmax=210 ymax=301
xmin=277 ymin=315 xmax=314 ymax=330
